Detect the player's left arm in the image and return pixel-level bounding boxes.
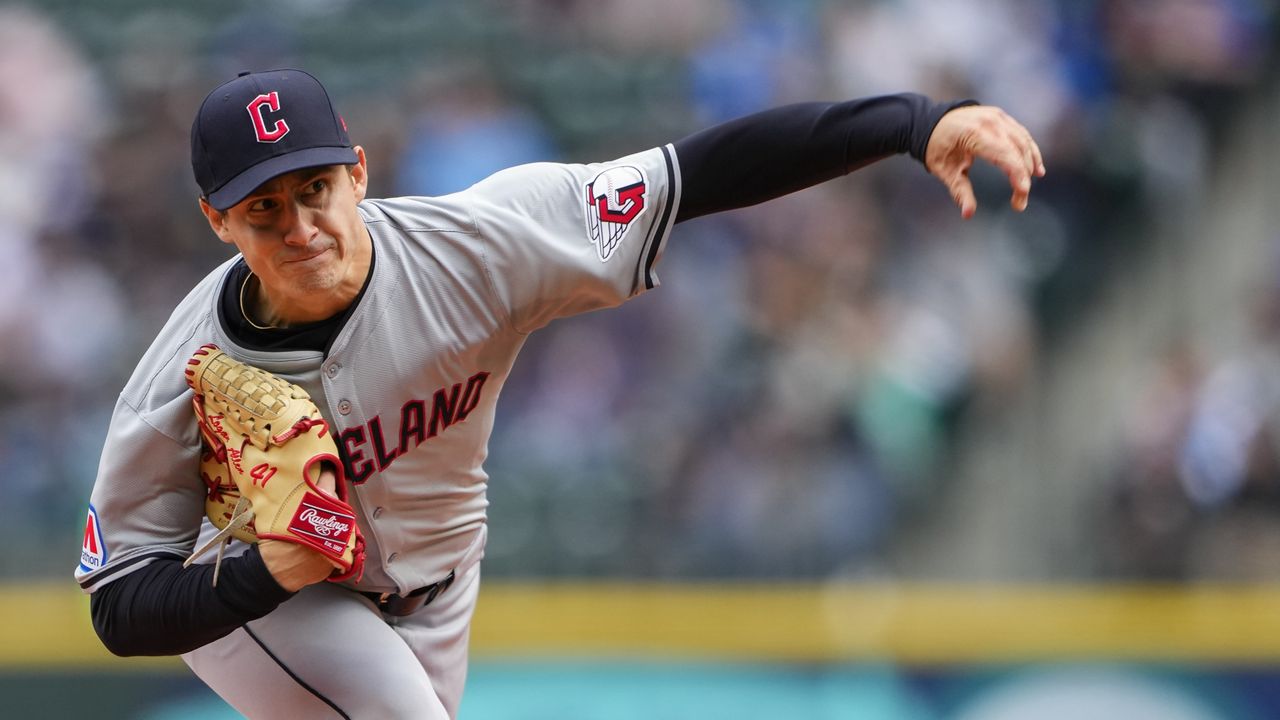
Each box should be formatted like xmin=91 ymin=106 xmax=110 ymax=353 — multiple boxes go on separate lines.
xmin=672 ymin=93 xmax=1044 ymax=223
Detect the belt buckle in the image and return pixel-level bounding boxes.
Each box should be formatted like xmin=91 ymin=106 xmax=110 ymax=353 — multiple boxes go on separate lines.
xmin=421 ymin=569 xmax=456 ymax=605
xmin=377 ymin=569 xmax=456 ymax=617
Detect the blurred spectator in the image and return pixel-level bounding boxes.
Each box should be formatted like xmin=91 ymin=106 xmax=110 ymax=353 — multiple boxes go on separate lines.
xmin=688 ymin=0 xmax=825 ymax=122
xmin=1101 ymin=340 xmax=1204 ymax=579
xmin=394 ymin=65 xmax=557 ymax=196
xmin=1181 ymin=282 xmax=1280 ymax=580
xmin=1103 ymin=275 xmax=1280 ymax=581
xmin=0 ymin=6 xmax=130 ymax=575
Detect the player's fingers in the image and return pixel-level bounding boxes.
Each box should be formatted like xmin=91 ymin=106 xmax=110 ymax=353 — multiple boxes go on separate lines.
xmin=1007 ymin=122 xmax=1046 ymax=200
xmin=947 ymin=170 xmax=978 ymax=219
xmin=1002 ymin=113 xmax=1038 ymax=181
xmin=987 ymin=110 xmax=1037 ymax=184
xmin=315 ymin=464 xmax=339 ymax=497
xmin=972 ymin=110 xmax=1039 ymax=191
xmin=1015 ymin=129 xmax=1036 ymax=183
xmin=1027 ymin=130 xmax=1046 ymax=177
xmin=1011 ymin=179 xmax=1030 ymax=212
xmin=1001 ymin=111 xmax=1046 ymax=177
xmin=978 ymin=137 xmax=1033 ymax=212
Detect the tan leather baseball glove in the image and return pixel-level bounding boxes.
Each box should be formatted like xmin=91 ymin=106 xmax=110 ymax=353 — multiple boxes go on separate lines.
xmin=184 ymin=344 xmax=365 ymax=584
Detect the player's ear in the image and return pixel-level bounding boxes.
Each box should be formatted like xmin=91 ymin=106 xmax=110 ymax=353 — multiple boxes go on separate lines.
xmin=198 ymin=197 xmax=235 ymax=245
xmin=349 ymin=146 xmax=368 ymax=203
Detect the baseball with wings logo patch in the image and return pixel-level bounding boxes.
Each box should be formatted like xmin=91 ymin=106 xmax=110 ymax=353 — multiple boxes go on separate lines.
xmin=584 ymin=165 xmax=648 ymax=262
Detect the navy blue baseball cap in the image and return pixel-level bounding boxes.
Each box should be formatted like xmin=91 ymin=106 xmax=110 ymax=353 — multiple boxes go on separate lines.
xmin=191 ymin=69 xmax=358 ymax=210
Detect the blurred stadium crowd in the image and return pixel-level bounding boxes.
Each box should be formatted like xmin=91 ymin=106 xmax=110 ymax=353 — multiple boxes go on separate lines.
xmin=1 ymin=0 xmax=1275 ymax=581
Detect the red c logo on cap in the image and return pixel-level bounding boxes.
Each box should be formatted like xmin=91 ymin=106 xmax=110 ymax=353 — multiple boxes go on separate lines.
xmin=246 ymin=91 xmax=290 ymax=143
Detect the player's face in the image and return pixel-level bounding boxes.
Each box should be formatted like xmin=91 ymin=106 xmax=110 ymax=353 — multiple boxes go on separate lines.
xmin=200 ymin=147 xmax=371 ymax=324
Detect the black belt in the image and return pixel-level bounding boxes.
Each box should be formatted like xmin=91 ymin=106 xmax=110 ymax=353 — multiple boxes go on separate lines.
xmin=359 ymin=569 xmax=455 ymax=617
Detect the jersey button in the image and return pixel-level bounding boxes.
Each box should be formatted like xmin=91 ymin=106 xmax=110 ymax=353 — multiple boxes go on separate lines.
xmin=372 ymin=507 xmax=384 ymax=519
xmin=326 ymin=362 xmax=341 ymax=378
xmin=337 ymin=399 xmax=352 ymax=415
xmin=387 ymin=553 xmax=398 ymax=564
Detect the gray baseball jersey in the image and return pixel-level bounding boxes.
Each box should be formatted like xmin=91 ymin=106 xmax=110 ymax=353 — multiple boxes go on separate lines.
xmin=76 ymin=144 xmax=681 ymax=718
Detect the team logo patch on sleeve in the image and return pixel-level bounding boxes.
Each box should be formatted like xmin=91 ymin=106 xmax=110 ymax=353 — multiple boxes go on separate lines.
xmin=584 ymin=165 xmax=648 ymax=262
xmin=79 ymin=504 xmax=108 ymax=573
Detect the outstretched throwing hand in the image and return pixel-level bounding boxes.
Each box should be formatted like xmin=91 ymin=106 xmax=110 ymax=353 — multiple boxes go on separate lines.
xmin=925 ymin=105 xmax=1047 ymax=219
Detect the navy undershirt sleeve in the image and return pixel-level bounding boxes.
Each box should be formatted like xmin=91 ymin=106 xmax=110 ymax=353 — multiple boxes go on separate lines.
xmin=90 ymin=545 xmax=293 ymax=656
xmin=673 ymin=93 xmax=976 ymax=222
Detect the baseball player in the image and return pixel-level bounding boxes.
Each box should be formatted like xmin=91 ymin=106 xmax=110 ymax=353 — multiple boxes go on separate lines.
xmin=75 ymin=68 xmax=1043 ymax=718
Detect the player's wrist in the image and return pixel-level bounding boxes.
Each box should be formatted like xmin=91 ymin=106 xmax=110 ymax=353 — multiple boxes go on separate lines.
xmin=259 ymin=538 xmax=335 ymax=592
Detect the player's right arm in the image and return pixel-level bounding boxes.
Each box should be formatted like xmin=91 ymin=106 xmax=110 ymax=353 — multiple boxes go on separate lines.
xmin=671 ymin=93 xmax=1043 ymax=223
xmin=457 ymin=92 xmax=1041 ymax=337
